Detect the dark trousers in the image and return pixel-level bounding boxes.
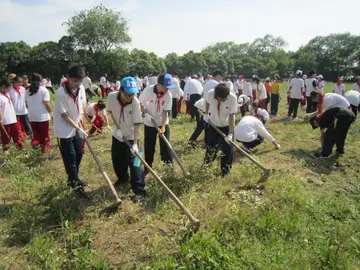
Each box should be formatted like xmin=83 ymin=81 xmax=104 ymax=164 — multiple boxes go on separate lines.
xmin=238 ymin=135 xmax=264 ymax=149
xmin=204 ymin=125 xmax=233 ymax=176
xmin=18 ymin=114 xmax=33 ymax=136
xmin=288 ymin=98 xmax=300 ymax=118
xmin=172 ymin=98 xmax=178 ymax=119
xmin=144 ymin=125 xmax=172 ymax=170
xmin=59 ymin=131 xmax=83 ymax=187
xmin=350 ymin=105 xmax=358 ymax=118
xmin=111 ymin=137 xmax=145 ymax=195
xmin=265 ymin=92 xmax=270 ymax=111
xmin=271 ymin=94 xmax=279 ymax=115
xmin=322 ymin=117 xmax=353 ymax=156
xmin=190 ymin=94 xmax=201 ymax=124
xmin=306 ymin=97 xmax=317 ymax=113
xmin=189 ymin=117 xmax=207 ymax=142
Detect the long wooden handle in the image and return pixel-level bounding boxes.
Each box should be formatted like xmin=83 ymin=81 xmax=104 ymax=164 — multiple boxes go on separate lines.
xmin=84 ymin=114 xmax=102 ymax=133
xmin=85 ymin=138 xmax=122 ymax=204
xmin=150 ymin=118 xmax=189 ymax=176
xmin=123 ymin=138 xmax=199 ymax=227
xmin=199 ymin=110 xmax=268 ymax=172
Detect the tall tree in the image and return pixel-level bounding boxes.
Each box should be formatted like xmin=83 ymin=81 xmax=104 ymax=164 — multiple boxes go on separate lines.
xmin=63 ymin=4 xmax=131 ymax=53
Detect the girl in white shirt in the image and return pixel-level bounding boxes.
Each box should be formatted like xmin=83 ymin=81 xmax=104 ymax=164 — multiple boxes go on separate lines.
xmin=333 ymin=77 xmax=345 ymax=96
xmin=25 ymin=73 xmax=52 ymax=153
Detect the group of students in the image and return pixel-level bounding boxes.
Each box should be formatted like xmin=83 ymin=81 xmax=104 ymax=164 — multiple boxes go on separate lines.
xmin=1 ymin=66 xmax=359 ymax=203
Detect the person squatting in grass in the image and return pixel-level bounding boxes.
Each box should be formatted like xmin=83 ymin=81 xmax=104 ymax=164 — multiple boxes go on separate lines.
xmin=345 ymin=90 xmax=360 ymax=118
xmin=107 ymin=77 xmax=146 ymax=203
xmin=234 ymin=107 xmax=280 ymax=154
xmin=25 ymin=73 xmax=52 ymax=153
xmin=0 ymin=76 xmax=24 ymax=154
xmin=188 ymin=97 xmax=207 ymax=145
xmin=270 ymin=75 xmax=281 ymax=116
xmin=310 ymin=107 xmax=355 ymax=158
xmin=203 ymin=83 xmax=237 ymax=176
xmin=139 ymin=73 xmax=175 ymax=177
xmin=54 ymin=65 xmax=88 ymax=197
xmin=287 ymin=70 xmax=304 ymax=119
xmin=85 ymin=100 xmax=110 ymax=136
xmin=9 ymin=75 xmax=33 ymax=140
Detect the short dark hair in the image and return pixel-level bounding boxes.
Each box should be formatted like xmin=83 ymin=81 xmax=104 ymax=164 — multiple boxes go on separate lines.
xmin=214 ymin=83 xmax=230 ymax=99
xmin=310 ymin=91 xmax=320 ymax=98
xmin=213 ymin=70 xmax=223 ymax=77
xmin=0 ymin=76 xmax=12 ymax=88
xmin=308 ymin=70 xmax=316 ymax=76
xmin=68 ymin=65 xmax=85 ymax=79
xmin=13 ymin=76 xmax=22 ymax=83
xmin=97 ymin=100 xmax=106 ymax=110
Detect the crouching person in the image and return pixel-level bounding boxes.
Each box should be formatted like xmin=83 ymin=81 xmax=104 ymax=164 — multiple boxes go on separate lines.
xmin=203 ymin=83 xmax=237 ymax=176
xmin=234 ymin=108 xmax=280 ymax=153
xmin=85 ymin=100 xmax=110 ymax=136
xmin=310 ymin=107 xmax=355 ymax=158
xmin=107 ymin=77 xmax=146 ymax=203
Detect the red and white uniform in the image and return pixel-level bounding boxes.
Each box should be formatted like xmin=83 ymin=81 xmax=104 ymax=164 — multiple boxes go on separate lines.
xmin=85 ymin=103 xmax=107 ymax=135
xmin=9 ymin=86 xmax=28 ymax=139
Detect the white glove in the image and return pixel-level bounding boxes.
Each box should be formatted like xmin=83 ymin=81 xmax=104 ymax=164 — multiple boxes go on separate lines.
xmin=225 ymin=134 xmax=233 ymax=144
xmin=77 ymin=128 xmax=88 ymax=139
xmin=203 ymin=113 xmax=209 ymax=123
xmin=131 ymin=144 xmax=138 ymax=154
xmin=116 ymin=129 xmax=123 ymax=139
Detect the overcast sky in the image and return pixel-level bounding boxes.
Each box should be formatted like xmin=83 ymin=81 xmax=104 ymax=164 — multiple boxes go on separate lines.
xmin=1 ymin=0 xmax=359 ymax=57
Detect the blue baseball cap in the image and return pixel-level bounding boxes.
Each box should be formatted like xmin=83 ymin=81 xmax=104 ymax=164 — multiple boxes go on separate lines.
xmin=158 ymin=73 xmax=176 ymax=89
xmin=121 ymin=76 xmax=138 ymax=94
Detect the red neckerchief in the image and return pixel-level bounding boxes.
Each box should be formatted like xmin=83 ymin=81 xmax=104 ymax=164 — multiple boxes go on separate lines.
xmin=117 ymin=93 xmax=130 ymax=122
xmin=153 ymin=86 xmax=164 ymax=113
xmin=13 ymin=86 xmax=21 ymax=96
xmin=1 ymin=91 xmax=11 ymax=103
xmin=23 ymin=83 xmax=29 ymax=89
xmin=65 ymin=83 xmax=80 ymax=113
xmin=317 ymin=93 xmax=325 ymax=117
xmin=94 ymin=104 xmax=100 ymax=118
xmin=61 ymin=80 xmax=68 ymax=87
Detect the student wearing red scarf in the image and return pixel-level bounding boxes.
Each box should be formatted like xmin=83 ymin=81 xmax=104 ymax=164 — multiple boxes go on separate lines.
xmin=139 ymin=73 xmax=175 ymax=177
xmin=107 ymin=77 xmax=146 ymax=202
xmin=0 ymin=76 xmax=24 ymax=154
xmin=22 ymin=75 xmax=30 ymax=89
xmin=9 ymin=76 xmax=33 ymax=140
xmin=203 ymin=83 xmax=237 ymax=176
xmin=85 ymin=100 xmax=109 ymax=136
xmin=25 ymin=73 xmax=52 ymax=153
xmin=54 ymin=65 xmax=88 ymax=197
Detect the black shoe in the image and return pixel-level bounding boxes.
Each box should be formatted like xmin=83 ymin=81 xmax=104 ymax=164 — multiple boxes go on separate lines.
xmin=77 ymin=180 xmax=88 ymax=187
xmin=241 ymin=146 xmax=252 ymax=154
xmin=311 ymin=152 xmax=329 ymax=159
xmin=74 ymin=186 xmax=88 ymax=199
xmin=132 ymin=193 xmax=145 ymax=203
xmin=114 ymin=180 xmax=128 ymax=187
xmin=336 ymin=150 xmax=344 ymax=156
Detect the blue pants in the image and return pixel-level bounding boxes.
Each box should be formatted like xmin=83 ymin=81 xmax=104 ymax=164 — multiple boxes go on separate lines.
xmin=59 ymin=131 xmax=83 ymax=187
xmin=204 ymin=125 xmax=234 ymax=175
xmin=111 ymin=137 xmax=145 ymax=195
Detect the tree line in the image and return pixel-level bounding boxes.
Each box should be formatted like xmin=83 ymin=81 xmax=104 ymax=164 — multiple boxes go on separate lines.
xmin=1 ymin=4 xmax=359 ymax=83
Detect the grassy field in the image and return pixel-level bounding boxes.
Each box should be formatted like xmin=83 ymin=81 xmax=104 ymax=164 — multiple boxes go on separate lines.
xmin=1 ymin=82 xmax=360 ymax=269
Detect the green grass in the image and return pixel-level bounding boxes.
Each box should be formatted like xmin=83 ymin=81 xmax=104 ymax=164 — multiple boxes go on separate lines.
xmin=1 ymin=82 xmax=360 ymax=269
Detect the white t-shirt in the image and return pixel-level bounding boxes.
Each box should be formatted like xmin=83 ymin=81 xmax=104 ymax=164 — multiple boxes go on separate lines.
xmin=234 ymin=116 xmax=275 ymax=143
xmin=256 ymin=83 xmax=267 ymax=100
xmin=345 ymin=90 xmax=360 ymax=106
xmin=318 ymin=80 xmax=325 ymax=93
xmin=194 ymin=98 xmax=205 ymax=112
xmin=0 ymin=92 xmax=17 ymax=125
xmin=244 ymin=81 xmax=253 ymax=97
xmin=289 ymin=78 xmax=304 ymax=99
xmin=206 ymin=89 xmax=237 ymax=127
xmin=25 ymin=87 xmax=51 ymax=122
xmin=139 ymin=85 xmax=172 ymax=127
xmin=323 ymin=93 xmax=350 ymax=112
xmin=100 ymin=76 xmax=107 ymax=87
xmin=333 ymin=84 xmax=345 ymax=95
xmin=305 ymin=78 xmax=318 ymax=97
xmin=238 ymin=94 xmax=250 ymax=106
xmin=9 ymin=87 xmax=28 ymax=115
xmin=54 ymin=85 xmax=87 ymax=139
xmin=169 ymin=78 xmax=183 ymax=99
xmin=149 ymin=76 xmax=158 ymax=86
xmin=107 ymin=92 xmax=142 ymax=142
xmin=203 ymin=79 xmax=219 ymax=99
xmin=143 ymin=76 xmax=149 ymax=87
xmin=184 ymin=79 xmax=203 ymax=97
xmin=226 ymin=80 xmax=235 ymax=94
xmin=353 ymin=83 xmax=360 ymax=92
xmin=86 ymin=103 xmax=107 ymax=117
xmin=82 ymin=76 xmax=92 ymax=89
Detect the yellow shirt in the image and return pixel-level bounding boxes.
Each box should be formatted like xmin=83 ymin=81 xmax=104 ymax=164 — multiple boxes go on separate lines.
xmin=271 ymin=82 xmax=280 ymax=95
